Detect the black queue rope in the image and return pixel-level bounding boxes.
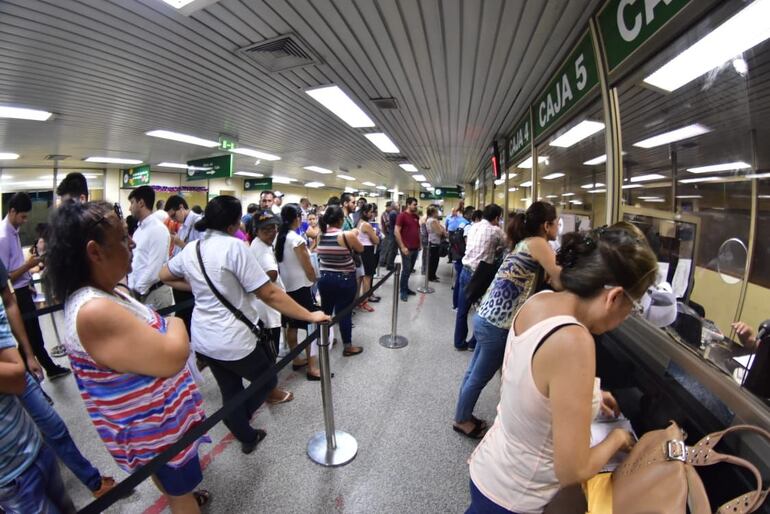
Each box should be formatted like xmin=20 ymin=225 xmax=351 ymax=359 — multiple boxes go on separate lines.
xmin=78 ymin=268 xmax=396 ymax=514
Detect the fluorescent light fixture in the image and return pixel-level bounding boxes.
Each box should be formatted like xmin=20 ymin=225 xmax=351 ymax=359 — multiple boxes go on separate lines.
xmin=630 ymin=173 xmax=666 ymax=183
xmin=676 ymin=195 xmax=703 ymax=199
xmin=362 ymin=181 xmax=376 ymax=187
xmin=508 ymin=187 xmax=518 ymax=192
xmin=0 ymin=105 xmax=52 ymax=121
xmin=562 ymin=192 xmax=575 ymax=197
xmin=581 ymin=182 xmax=605 ymax=189
xmin=587 ymin=189 xmax=607 ymax=193
xmin=545 ymin=194 xmax=558 ymax=198
xmin=508 ymin=172 xmax=518 ymax=180
xmin=159 ymin=0 xmax=196 ymax=7
xmin=345 ymin=186 xmax=358 ymax=193
xmin=542 ymin=172 xmax=565 ymax=180
xmin=520 ymin=180 xmax=533 ymax=187
xmin=733 ymin=57 xmax=749 ymax=75
xmin=85 ymin=156 xmax=143 ymax=164
xmin=686 ymin=161 xmax=751 ymax=173
xmin=622 ymin=184 xmax=643 ymax=189
xmin=746 ymin=172 xmax=770 ymax=179
xmin=271 ymin=175 xmax=295 ymax=184
xmin=584 ymin=154 xmax=608 ymax=166
xmin=678 ymin=176 xmax=721 ymax=184
xmin=643 ymin=198 xmax=666 ymax=203
xmin=638 ymin=196 xmax=663 ymax=200
xmin=421 ymin=182 xmax=432 ymax=188
xmin=305 ymin=86 xmax=375 ymax=128
xmin=235 ymin=171 xmax=264 ymax=178
xmin=303 ymin=166 xmax=333 ymax=174
xmin=305 ymin=181 xmax=324 ymax=188
xmin=413 ymin=174 xmax=427 ymax=181
xmin=231 ymin=148 xmax=281 ymax=161
xmin=643 ymin=0 xmax=770 ymax=92
xmin=0 ymin=153 xmax=20 ymax=160
xmin=376 ymin=185 xmax=387 ymax=190
xmin=632 ymin=124 xmax=710 ymax=148
xmin=399 ymin=163 xmax=418 ymax=172
xmin=549 ymin=120 xmax=604 ymax=148
xmin=517 ymin=156 xmax=549 ymax=168
xmin=364 ymin=133 xmax=400 ymax=153
xmin=494 ymin=178 xmax=505 ymax=185
xmin=570 ymin=200 xmax=584 ymax=205
xmin=398 ymin=192 xmax=405 ymax=195
xmin=337 ymin=174 xmax=355 ymax=181
xmin=146 ymin=130 xmax=218 ymax=147
xmin=157 ymin=162 xmax=188 ymax=169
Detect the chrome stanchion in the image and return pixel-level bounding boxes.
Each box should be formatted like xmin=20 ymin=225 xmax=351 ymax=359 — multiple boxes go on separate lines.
xmin=307 ymin=324 xmax=358 ymax=467
xmin=416 ymin=243 xmax=435 ymax=294
xmin=379 ymin=263 xmax=408 ymax=349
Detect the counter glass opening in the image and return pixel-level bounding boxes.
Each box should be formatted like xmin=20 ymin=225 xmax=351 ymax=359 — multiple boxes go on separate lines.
xmin=534 ymin=98 xmax=605 ymax=232
xmin=506 ymin=154 xmax=532 ymax=214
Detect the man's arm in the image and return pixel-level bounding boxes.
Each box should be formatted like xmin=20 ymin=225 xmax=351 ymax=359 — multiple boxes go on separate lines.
xmin=0 ymin=286 xmax=42 ymax=379
xmin=8 ymin=255 xmax=40 ymax=284
xmin=394 ymin=224 xmax=408 ymax=255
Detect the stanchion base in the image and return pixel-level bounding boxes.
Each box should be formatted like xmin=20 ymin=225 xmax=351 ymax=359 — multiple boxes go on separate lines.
xmin=416 ymin=286 xmax=435 ymax=294
xmin=379 ymin=334 xmax=408 ymax=349
xmin=307 ymin=431 xmax=358 ymax=467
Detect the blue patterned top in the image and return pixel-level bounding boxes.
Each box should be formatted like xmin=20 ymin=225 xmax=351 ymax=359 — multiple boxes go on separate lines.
xmin=477 ymin=239 xmax=544 ymax=329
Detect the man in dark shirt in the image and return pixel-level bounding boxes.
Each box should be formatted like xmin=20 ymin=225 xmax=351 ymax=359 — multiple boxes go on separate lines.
xmin=378 ymin=201 xmax=400 ymax=271
xmin=395 ymin=197 xmax=421 ymax=302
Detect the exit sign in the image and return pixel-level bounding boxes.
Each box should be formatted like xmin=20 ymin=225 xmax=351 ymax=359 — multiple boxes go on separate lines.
xmin=219 ymin=135 xmax=237 ymax=151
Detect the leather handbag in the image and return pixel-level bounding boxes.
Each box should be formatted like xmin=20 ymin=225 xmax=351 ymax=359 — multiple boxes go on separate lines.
xmin=610 ymin=421 xmax=770 ymax=514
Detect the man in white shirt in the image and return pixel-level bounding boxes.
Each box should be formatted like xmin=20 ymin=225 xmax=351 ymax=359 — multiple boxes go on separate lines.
xmin=127 ymin=186 xmax=173 ymax=309
xmin=271 ymin=191 xmax=284 ymax=215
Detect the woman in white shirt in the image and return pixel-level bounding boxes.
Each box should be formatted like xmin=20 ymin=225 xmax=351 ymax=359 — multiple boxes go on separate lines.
xmin=355 ymin=203 xmax=380 ymax=312
xmin=274 ymin=204 xmax=320 ymax=378
xmin=160 ymin=196 xmax=328 ymax=455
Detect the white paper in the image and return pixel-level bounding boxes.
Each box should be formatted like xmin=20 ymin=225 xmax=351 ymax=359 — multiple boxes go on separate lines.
xmin=671 ymin=258 xmax=692 ymax=298
xmin=657 ymin=262 xmax=670 ymax=282
xmin=733 ymin=354 xmax=754 ymax=369
xmin=591 ymin=415 xmax=636 ymax=472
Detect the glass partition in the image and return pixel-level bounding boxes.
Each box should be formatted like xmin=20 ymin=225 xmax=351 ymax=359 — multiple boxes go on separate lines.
xmin=506 ymin=155 xmax=532 ymax=214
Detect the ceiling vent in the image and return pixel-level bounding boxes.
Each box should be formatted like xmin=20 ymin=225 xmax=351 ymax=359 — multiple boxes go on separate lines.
xmin=384 ymin=155 xmax=408 ymax=162
xmin=238 ymin=34 xmax=321 ymax=73
xmin=45 ymin=154 xmax=71 ymax=160
xmin=371 ymin=97 xmax=399 ymax=110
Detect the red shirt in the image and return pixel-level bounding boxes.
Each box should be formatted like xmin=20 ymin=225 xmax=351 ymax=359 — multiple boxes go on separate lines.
xmin=396 ymin=211 xmax=420 ymax=250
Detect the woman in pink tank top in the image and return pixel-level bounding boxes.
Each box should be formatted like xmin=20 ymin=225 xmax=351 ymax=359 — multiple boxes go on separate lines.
xmin=466 ymin=223 xmax=658 ymax=514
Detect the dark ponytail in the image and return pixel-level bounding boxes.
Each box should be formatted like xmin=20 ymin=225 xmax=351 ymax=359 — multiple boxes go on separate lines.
xmin=275 ymin=204 xmax=301 ymax=263
xmin=320 ymin=205 xmax=344 ymax=233
xmin=507 ymin=201 xmax=557 ymax=247
xmin=195 ymin=195 xmax=242 ymax=233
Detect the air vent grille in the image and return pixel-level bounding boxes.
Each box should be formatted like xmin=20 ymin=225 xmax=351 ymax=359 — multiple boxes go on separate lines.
xmin=45 ymin=154 xmax=71 ymax=160
xmin=384 ymin=155 xmax=408 ymax=162
xmin=238 ymin=34 xmax=321 ymax=73
xmin=371 ymin=97 xmax=399 ymax=109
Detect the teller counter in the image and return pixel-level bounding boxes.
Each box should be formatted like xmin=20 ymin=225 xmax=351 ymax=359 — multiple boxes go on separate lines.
xmin=598 ymin=316 xmax=770 ymax=513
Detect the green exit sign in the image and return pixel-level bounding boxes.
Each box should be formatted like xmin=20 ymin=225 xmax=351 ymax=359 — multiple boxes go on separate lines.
xmin=219 ymin=135 xmax=237 ymax=151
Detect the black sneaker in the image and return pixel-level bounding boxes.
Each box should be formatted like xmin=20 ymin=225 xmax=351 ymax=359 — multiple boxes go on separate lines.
xmin=47 ymin=367 xmax=71 ymax=380
xmin=407 ymin=289 xmax=417 ymax=296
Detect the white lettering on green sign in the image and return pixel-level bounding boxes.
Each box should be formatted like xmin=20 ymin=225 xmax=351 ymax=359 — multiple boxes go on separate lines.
xmin=508 ymin=115 xmax=531 ymax=163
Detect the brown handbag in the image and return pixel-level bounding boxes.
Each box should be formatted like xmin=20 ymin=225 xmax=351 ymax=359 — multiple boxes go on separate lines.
xmin=612 ymin=422 xmax=770 ymax=514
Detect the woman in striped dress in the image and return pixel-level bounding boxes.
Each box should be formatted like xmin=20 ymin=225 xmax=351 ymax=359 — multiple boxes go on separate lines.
xmin=46 ymin=201 xmax=210 ymax=513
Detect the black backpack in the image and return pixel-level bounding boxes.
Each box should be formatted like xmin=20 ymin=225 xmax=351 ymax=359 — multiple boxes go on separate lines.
xmin=449 ymin=229 xmax=466 ymax=260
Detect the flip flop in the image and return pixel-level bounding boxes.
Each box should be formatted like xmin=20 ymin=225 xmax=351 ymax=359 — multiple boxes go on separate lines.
xmin=267 ymin=390 xmax=294 ymax=404
xmin=453 ymin=422 xmax=486 ymax=440
xmin=471 ymin=415 xmax=488 ymax=430
xmin=193 ymin=489 xmax=211 ymax=507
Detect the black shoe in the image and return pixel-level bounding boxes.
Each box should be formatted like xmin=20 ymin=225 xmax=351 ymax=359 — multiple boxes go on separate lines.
xmin=47 ymin=367 xmax=71 ymax=380
xmin=407 ymin=289 xmax=417 ymax=296
xmin=241 ymin=429 xmax=267 ymax=454
xmin=400 ymin=294 xmax=408 ymax=302
xmin=455 ymin=345 xmax=469 ymax=352
xmin=429 ymin=277 xmax=440 ymax=282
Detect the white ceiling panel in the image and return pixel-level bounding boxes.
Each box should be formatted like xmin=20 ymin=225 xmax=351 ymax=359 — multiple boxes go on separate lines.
xmin=0 ymin=0 xmax=600 ymax=191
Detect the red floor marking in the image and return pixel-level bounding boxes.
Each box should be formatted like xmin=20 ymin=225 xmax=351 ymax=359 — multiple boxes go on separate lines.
xmin=335 ymin=494 xmax=345 ymax=511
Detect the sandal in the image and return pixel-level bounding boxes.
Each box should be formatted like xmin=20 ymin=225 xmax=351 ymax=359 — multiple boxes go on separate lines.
xmin=266 ymin=389 xmax=294 ymax=404
xmin=358 ymin=302 xmax=375 ymax=312
xmin=453 ymin=421 xmax=486 ymax=440
xmin=193 ymin=489 xmax=211 ymax=507
xmin=471 ymin=415 xmax=488 ymax=430
xmin=368 ymin=295 xmax=381 ymax=303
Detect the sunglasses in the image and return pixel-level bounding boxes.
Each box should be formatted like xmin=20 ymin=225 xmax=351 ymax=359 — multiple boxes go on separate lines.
xmin=88 ymin=203 xmax=123 ymax=230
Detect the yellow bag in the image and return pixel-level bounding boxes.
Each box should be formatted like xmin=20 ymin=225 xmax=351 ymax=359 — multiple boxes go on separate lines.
xmin=583 ymin=473 xmax=613 ymax=514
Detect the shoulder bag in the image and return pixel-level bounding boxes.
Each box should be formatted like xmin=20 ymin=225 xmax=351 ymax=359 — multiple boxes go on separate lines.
xmin=195 ymin=241 xmax=277 ymax=361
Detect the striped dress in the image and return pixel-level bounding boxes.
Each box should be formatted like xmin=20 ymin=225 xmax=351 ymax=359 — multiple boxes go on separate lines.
xmin=63 ymin=287 xmax=209 ymax=472
xmin=317 ymin=227 xmax=356 ymax=273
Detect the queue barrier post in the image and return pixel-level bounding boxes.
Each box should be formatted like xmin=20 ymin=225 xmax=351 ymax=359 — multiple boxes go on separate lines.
xmin=307 ymin=323 xmax=358 ymax=467
xmin=379 ymin=262 xmax=408 ymax=349
xmin=416 ymin=243 xmax=435 ymax=294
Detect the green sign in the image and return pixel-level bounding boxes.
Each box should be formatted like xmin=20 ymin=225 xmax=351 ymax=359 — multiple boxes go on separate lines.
xmin=186 ymin=154 xmax=233 ymax=181
xmin=507 ymin=113 xmax=531 ymax=165
xmin=419 ymin=191 xmax=440 ymax=200
xmin=598 ymin=0 xmax=690 ymax=72
xmin=532 ymin=31 xmax=599 ymax=140
xmin=243 ymin=177 xmax=273 ymax=191
xmin=121 ymin=164 xmax=150 ymax=188
xmin=219 ymin=135 xmax=237 ymax=151
xmin=434 ymin=186 xmax=463 ymax=198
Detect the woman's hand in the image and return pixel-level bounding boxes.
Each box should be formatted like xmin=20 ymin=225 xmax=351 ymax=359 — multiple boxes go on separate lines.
xmin=309 ymin=311 xmax=331 ymax=324
xmin=732 ymin=321 xmax=757 ymax=349
xmin=611 ymin=428 xmax=635 ymax=453
xmin=599 ymin=390 xmax=620 ymax=418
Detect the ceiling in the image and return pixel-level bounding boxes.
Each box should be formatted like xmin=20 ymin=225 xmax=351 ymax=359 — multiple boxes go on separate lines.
xmin=0 ymin=0 xmax=601 ymax=193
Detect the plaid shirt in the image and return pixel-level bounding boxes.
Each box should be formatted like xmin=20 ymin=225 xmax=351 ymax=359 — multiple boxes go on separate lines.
xmin=461 ymin=219 xmax=505 ymax=271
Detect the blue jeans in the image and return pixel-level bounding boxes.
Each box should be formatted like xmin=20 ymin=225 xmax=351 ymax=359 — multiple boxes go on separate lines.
xmin=400 ymin=250 xmax=419 ymax=297
xmin=454 ymin=267 xmax=476 ymax=349
xmin=452 ymin=260 xmax=464 ymax=309
xmin=455 ymin=315 xmax=509 ymax=422
xmin=318 ymin=271 xmax=357 ymax=345
xmin=0 ymin=444 xmax=75 ymax=514
xmin=20 ymin=373 xmax=102 ymax=492
xmin=466 ymin=479 xmax=519 ymax=514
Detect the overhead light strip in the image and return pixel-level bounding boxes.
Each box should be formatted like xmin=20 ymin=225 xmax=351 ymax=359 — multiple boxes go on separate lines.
xmin=549 ymin=120 xmax=604 ymax=148
xmin=146 ymin=130 xmax=218 ymax=148
xmin=305 ymin=86 xmax=375 ymax=128
xmin=85 ymin=156 xmax=143 ymax=164
xmin=686 ymin=161 xmax=751 ymax=173
xmin=0 ymin=105 xmax=52 ymax=121
xmin=364 ymin=133 xmax=400 ymax=153
xmin=632 ymin=124 xmax=710 ymax=148
xmin=541 ymin=172 xmax=565 ymax=180
xmin=231 ymin=147 xmax=281 ymax=161
xmin=0 ymin=152 xmax=20 ymax=160
xmin=303 ymin=166 xmax=333 ymax=174
xmin=630 ymin=173 xmax=667 ymax=183
xmin=399 ymin=163 xmax=418 ymax=172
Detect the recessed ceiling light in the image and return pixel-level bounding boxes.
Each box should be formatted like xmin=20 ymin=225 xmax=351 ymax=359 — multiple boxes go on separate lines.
xmin=678 ymin=176 xmax=721 ymax=184
xmin=376 ymin=185 xmax=387 ymax=190
xmin=508 ymin=187 xmax=519 ymax=192
xmin=508 ymin=172 xmax=518 ymax=180
xmin=517 ymin=156 xmax=549 ymax=168
xmin=305 ymin=181 xmax=324 ymax=188
xmin=0 ymin=105 xmax=52 ymax=121
xmin=231 ymin=148 xmax=281 ymax=161
xmin=562 ymin=192 xmax=575 ymax=197
xmin=643 ymin=198 xmax=666 ymax=203
xmin=638 ymin=196 xmax=663 ymax=200
xmin=235 ymin=171 xmax=264 ymax=178
xmin=421 ymin=182 xmax=431 ymax=188
xmin=159 ymin=0 xmax=196 ymax=8
xmin=549 ymin=120 xmax=604 ymax=148
xmin=413 ymin=174 xmax=427 ymax=181
xmin=587 ymin=189 xmax=607 ymax=193
xmin=157 ymin=162 xmax=188 ymax=169
xmin=364 ymin=133 xmax=400 ymax=153
xmin=632 ymin=124 xmax=710 ymax=148
xmin=746 ymin=172 xmax=770 ymax=179
xmin=570 ymin=200 xmax=584 ymax=205
xmin=362 ymin=181 xmax=376 ymax=187
xmin=146 ymin=130 xmax=218 ymax=147
xmin=494 ymin=178 xmax=505 ymax=185
xmin=622 ymin=184 xmax=643 ymax=189
xmin=520 ymin=180 xmax=533 ymax=187
xmin=542 ymin=172 xmax=565 ymax=180
xmin=85 ymin=156 xmax=143 ymax=164
xmin=676 ymin=195 xmax=703 ymax=199
xmin=583 ymin=154 xmax=608 ymax=166
xmin=0 ymin=153 xmax=20 ymax=160
xmin=305 ymin=85 xmax=375 ymax=128
xmin=643 ymin=0 xmax=770 ymax=92
xmin=581 ymin=182 xmax=605 ymax=189
xmin=545 ymin=194 xmax=558 ymax=198
xmin=686 ymin=161 xmax=751 ymax=173
xmin=337 ymin=174 xmax=356 ymax=181
xmin=271 ymin=175 xmax=295 ymax=184
xmin=399 ymin=163 xmax=418 ymax=172
xmin=630 ymin=173 xmax=667 ymax=183
xmin=303 ymin=166 xmax=333 ymax=174
xmin=345 ymin=186 xmax=358 ymax=193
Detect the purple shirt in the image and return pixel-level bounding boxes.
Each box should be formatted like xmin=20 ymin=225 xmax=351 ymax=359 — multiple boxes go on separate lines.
xmin=0 ymin=217 xmax=31 ymax=289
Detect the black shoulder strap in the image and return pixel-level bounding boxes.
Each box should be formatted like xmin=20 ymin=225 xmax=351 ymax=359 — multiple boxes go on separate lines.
xmin=533 ymin=322 xmax=582 ymax=357
xmin=195 ymin=240 xmax=259 ymax=335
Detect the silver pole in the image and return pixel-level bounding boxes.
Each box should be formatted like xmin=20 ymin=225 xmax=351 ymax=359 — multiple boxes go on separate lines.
xmin=417 ymin=242 xmax=435 ymax=294
xmin=307 ymin=324 xmax=358 ymax=466
xmin=379 ymin=263 xmax=408 ymax=349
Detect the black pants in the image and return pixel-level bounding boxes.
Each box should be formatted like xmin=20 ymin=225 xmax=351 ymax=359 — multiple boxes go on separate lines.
xmin=200 ymin=346 xmax=278 ymax=444
xmin=15 ymin=286 xmax=60 ymax=375
xmin=428 ymin=243 xmax=441 ymax=280
xmin=172 ymin=289 xmax=194 ymax=336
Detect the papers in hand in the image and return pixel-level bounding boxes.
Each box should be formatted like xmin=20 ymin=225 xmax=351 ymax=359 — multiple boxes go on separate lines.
xmin=591 ymin=415 xmax=636 ymax=473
